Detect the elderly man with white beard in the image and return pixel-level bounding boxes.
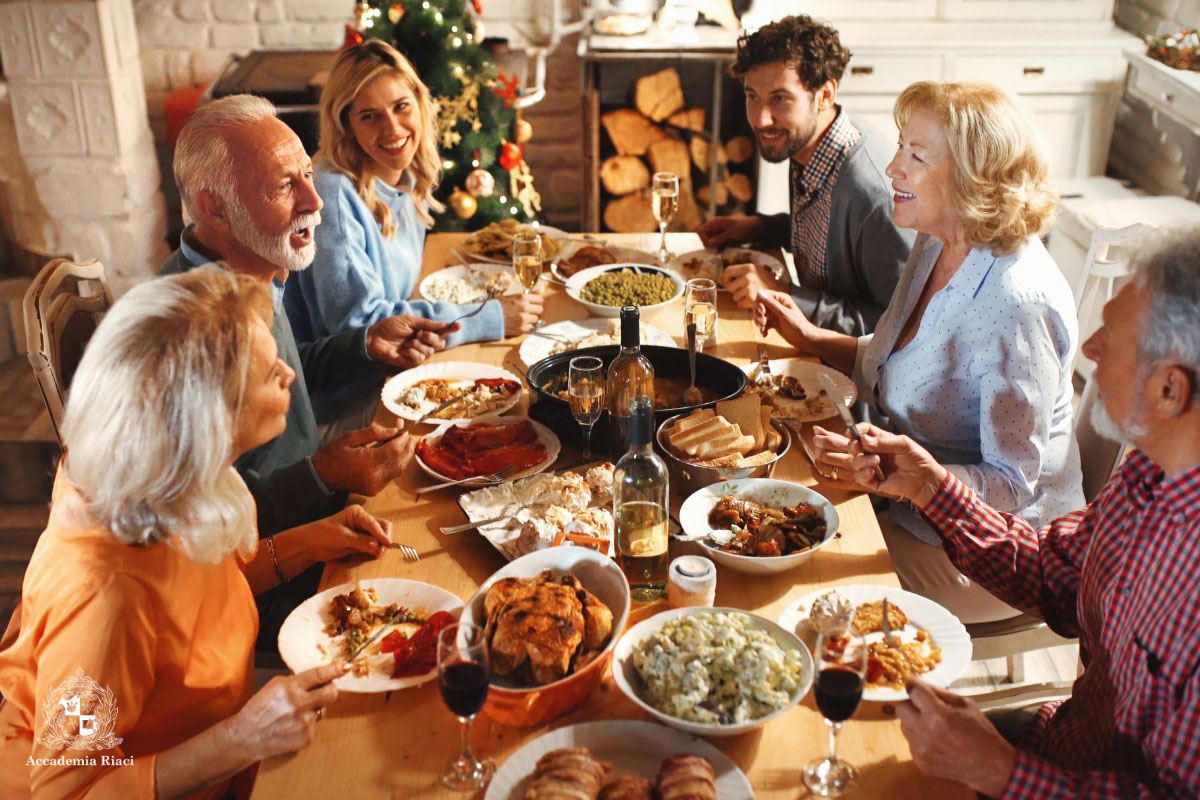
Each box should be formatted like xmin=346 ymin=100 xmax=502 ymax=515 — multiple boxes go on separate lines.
xmin=809 ymin=227 xmax=1200 ymax=798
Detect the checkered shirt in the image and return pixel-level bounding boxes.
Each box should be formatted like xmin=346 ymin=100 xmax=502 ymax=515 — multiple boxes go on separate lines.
xmin=789 ymin=109 xmax=861 ymax=290
xmin=923 ymin=451 xmax=1200 ymax=798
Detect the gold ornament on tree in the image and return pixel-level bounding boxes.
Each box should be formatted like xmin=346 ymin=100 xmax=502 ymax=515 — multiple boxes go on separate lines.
xmin=388 ymin=3 xmax=405 ymax=23
xmin=514 ymin=117 xmax=533 ymax=144
xmin=449 ymin=189 xmax=477 ymax=219
xmin=430 ymin=81 xmax=480 ymax=149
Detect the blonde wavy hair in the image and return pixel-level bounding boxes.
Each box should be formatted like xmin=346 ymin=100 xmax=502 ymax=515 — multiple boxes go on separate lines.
xmin=894 ymin=81 xmax=1058 ymax=256
xmin=61 ymin=267 xmax=273 ymax=565
xmin=318 ymin=40 xmax=445 ymax=237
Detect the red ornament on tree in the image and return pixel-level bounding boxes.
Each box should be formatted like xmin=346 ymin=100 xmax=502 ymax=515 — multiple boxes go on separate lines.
xmin=343 ymin=24 xmax=364 ymax=48
xmin=498 ymin=142 xmax=522 ymax=171
xmin=471 ymin=0 xmax=483 ymax=13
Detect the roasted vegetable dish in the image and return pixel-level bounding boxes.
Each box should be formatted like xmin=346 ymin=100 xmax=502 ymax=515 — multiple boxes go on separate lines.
xmin=706 ymin=496 xmax=827 ymax=557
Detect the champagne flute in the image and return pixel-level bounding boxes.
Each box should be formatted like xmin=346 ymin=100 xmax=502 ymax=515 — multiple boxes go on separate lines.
xmin=512 ymin=230 xmax=542 ymax=292
xmin=684 ymin=278 xmax=718 ymax=349
xmin=803 ymin=625 xmax=867 ymax=797
xmin=651 ymin=172 xmax=679 ymax=266
xmin=437 ymin=622 xmax=494 ymax=791
xmin=568 ymin=355 xmax=605 ymax=459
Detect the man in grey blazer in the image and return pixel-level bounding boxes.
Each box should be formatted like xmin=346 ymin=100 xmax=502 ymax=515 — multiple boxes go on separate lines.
xmin=699 ymin=15 xmax=913 ymax=336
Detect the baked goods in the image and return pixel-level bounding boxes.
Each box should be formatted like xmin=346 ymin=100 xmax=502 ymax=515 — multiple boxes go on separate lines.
xmin=485 ymin=571 xmax=614 ymax=686
xmin=662 ymin=396 xmax=782 ymax=468
xmin=658 ymin=755 xmax=716 ymax=800
xmin=524 ymin=747 xmax=612 ymax=799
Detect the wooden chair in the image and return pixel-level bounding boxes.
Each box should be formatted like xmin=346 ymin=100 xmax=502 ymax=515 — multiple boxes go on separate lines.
xmin=22 ymin=258 xmax=113 ymax=446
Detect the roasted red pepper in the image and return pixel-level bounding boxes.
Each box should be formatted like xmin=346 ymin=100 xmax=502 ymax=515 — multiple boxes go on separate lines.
xmin=388 ymin=611 xmax=455 ymax=678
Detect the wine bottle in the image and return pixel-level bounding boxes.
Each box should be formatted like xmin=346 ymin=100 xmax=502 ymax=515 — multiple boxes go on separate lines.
xmin=605 ymin=305 xmax=654 ymax=460
xmin=614 ymin=396 xmax=669 ymax=601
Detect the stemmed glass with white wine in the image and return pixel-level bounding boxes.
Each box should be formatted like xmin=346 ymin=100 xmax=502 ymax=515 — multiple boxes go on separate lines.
xmin=512 ymin=229 xmax=542 ymax=292
xmin=568 ymin=356 xmax=605 ymax=459
xmin=803 ymin=625 xmax=868 ymax=797
xmin=651 ymin=172 xmax=679 ymax=266
xmin=684 ymin=278 xmax=718 ymax=349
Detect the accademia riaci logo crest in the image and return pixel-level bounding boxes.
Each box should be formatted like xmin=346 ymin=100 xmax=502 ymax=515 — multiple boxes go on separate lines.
xmin=37 ymin=668 xmax=123 ymax=751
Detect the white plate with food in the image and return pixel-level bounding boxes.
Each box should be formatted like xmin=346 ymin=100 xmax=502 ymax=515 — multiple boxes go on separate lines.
xmin=380 ymin=361 xmax=523 ymax=422
xmin=518 ymin=317 xmax=677 ymax=367
xmin=677 ymin=478 xmax=838 ymax=575
xmin=678 ymin=247 xmax=786 ymax=286
xmin=415 ymin=414 xmax=561 ymax=485
xmin=277 ymin=579 xmax=463 ymax=693
xmin=549 ymin=239 xmax=661 ymax=282
xmin=565 ymin=264 xmax=685 ymax=318
xmin=612 ymin=607 xmax=813 ymax=737
xmin=456 ymin=461 xmax=617 ymax=560
xmin=484 ymin=720 xmax=753 ymax=800
xmin=417 ymin=264 xmax=523 ymax=304
xmin=777 ymin=584 xmax=972 ymax=702
xmin=743 ymin=359 xmax=857 ymax=422
xmin=461 ymin=221 xmax=569 ymax=264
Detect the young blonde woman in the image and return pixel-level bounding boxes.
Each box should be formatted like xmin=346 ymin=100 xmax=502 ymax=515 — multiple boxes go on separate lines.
xmin=285 ymin=40 xmax=542 ymax=346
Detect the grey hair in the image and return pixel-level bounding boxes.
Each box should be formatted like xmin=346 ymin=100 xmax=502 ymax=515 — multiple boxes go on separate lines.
xmin=1133 ymin=224 xmax=1200 ymax=402
xmin=60 ymin=266 xmax=273 ymax=564
xmin=174 ymin=94 xmax=278 ymax=223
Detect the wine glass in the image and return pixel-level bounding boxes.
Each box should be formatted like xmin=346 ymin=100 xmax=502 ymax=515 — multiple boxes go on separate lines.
xmin=512 ymin=230 xmax=542 ymax=292
xmin=684 ymin=278 xmax=718 ymax=349
xmin=803 ymin=625 xmax=867 ymax=797
xmin=651 ymin=172 xmax=679 ymax=266
xmin=568 ymin=355 xmax=605 ymax=459
xmin=437 ymin=622 xmax=494 ymax=791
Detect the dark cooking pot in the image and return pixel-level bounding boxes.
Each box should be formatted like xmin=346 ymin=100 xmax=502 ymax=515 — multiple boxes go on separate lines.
xmin=525 ymin=345 xmax=748 ymax=454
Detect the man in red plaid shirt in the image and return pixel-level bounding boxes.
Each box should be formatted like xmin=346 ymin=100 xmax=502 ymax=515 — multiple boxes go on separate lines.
xmin=812 ymin=228 xmax=1200 ymax=797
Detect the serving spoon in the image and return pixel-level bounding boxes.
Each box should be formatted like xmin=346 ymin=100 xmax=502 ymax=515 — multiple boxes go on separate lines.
xmin=671 ymin=528 xmax=735 ymax=547
xmin=681 ymin=321 xmax=703 ymax=406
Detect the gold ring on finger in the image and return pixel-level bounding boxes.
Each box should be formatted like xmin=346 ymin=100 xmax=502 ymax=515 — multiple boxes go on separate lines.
xmin=831 ymin=468 xmax=838 ymax=481
xmin=315 ymin=707 xmax=325 ymax=722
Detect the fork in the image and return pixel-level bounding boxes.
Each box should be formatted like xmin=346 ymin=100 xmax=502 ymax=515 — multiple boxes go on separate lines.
xmin=416 ymin=463 xmax=520 ymax=494
xmin=387 ymin=542 xmax=421 ymax=562
xmin=437 ymin=288 xmax=500 ymax=334
xmin=756 ymin=345 xmax=772 ymax=386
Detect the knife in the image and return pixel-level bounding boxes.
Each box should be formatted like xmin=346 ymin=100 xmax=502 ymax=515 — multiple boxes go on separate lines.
xmin=818 ymin=371 xmax=886 ymax=482
xmin=370 ymin=392 xmax=467 ymax=448
xmin=343 ymin=612 xmax=409 ymax=663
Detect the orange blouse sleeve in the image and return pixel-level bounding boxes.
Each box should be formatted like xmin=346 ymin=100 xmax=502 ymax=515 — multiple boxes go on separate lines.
xmin=26 ymin=572 xmax=159 ymax=799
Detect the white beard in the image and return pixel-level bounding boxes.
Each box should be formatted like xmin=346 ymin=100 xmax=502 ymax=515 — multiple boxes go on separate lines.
xmin=1089 ymin=393 xmax=1147 ymax=446
xmin=227 ymin=200 xmax=320 ymax=272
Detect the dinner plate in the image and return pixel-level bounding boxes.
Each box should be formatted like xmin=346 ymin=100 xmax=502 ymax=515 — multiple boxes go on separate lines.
xmin=380 ymin=361 xmax=523 ymax=422
xmin=742 ymin=359 xmax=858 ymax=422
xmin=777 ymin=584 xmax=972 ymax=702
xmin=276 ymin=579 xmax=463 ymax=693
xmin=678 ymin=247 xmax=786 ymax=286
xmin=484 ymin=720 xmax=753 ymax=799
xmin=518 ymin=317 xmax=677 ymax=367
xmin=417 ymin=264 xmax=524 ymax=304
xmin=415 ymin=414 xmax=561 ymax=485
xmin=549 ymin=240 xmax=665 ymax=283
xmin=677 ymin=478 xmax=838 ymax=575
xmin=460 ymin=224 xmax=570 ymax=264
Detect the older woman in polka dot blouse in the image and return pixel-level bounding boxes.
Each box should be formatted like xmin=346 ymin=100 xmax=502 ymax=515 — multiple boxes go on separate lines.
xmin=756 ymin=81 xmax=1085 ymax=624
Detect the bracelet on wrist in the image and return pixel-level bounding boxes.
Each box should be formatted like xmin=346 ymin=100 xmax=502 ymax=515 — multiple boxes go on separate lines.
xmin=265 ymin=536 xmax=286 ymax=584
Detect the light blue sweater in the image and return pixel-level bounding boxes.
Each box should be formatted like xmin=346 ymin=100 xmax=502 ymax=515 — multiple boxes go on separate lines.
xmin=284 ymin=166 xmax=505 ymax=347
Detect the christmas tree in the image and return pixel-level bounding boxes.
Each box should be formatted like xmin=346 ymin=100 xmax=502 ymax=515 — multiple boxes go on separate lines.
xmin=348 ymin=0 xmax=540 ymax=231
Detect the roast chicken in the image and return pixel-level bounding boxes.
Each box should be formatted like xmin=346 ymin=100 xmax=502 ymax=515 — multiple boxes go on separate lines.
xmin=484 ymin=571 xmax=613 ymax=686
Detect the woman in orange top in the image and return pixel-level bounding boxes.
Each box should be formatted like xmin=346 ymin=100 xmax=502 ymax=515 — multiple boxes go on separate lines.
xmin=0 ymin=267 xmax=393 ymax=798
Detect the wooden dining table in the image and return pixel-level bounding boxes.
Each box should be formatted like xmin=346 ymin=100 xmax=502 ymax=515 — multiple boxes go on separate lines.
xmin=249 ymin=232 xmax=972 ymax=799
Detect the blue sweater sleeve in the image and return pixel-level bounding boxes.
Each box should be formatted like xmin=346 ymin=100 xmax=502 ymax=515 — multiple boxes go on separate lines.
xmin=292 ymin=172 xmax=504 ymax=347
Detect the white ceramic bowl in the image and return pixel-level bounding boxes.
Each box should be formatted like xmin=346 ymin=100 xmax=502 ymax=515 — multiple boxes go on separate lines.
xmin=460 ymin=547 xmax=631 ymax=726
xmin=565 ymin=263 xmax=685 ymax=318
xmin=678 ymin=478 xmax=839 ymax=575
xmin=612 ymin=606 xmax=813 ymax=737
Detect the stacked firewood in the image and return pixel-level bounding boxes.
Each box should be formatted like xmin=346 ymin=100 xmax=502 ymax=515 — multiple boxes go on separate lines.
xmin=599 ymin=67 xmax=755 ymax=233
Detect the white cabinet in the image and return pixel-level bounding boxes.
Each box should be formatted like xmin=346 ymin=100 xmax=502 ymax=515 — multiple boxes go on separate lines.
xmin=940 ymin=0 xmax=1113 ymax=21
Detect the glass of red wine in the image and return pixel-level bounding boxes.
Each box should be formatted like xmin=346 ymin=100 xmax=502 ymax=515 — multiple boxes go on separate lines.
xmin=803 ymin=625 xmax=867 ymax=797
xmin=437 ymin=622 xmax=494 ymax=791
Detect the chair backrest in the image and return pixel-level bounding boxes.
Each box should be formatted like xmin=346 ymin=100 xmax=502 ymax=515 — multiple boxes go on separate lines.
xmin=22 ymin=258 xmax=113 ymax=445
xmin=1073 ymin=370 xmax=1129 ymax=504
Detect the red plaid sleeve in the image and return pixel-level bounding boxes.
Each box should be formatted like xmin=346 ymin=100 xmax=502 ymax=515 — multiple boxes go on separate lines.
xmin=922 ymin=473 xmax=1091 ymax=637
xmin=999 ymin=680 xmax=1200 ymax=799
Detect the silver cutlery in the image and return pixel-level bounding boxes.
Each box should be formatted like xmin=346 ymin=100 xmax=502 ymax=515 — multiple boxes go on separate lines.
xmin=343 ymin=609 xmax=413 ymax=662
xmin=386 ymin=542 xmax=421 ymax=562
xmin=437 ymin=288 xmax=501 ymax=334
xmin=416 ymin=463 xmax=520 ymax=495
xmin=370 ymin=393 xmax=467 ymax=449
xmin=881 ymin=597 xmax=899 ymax=648
xmin=780 ymin=416 xmax=826 ymax=476
xmin=440 ymin=514 xmax=517 ymax=535
xmin=818 ymin=372 xmax=886 ymax=482
xmin=671 ymin=528 xmax=735 ymax=547
xmin=756 ymin=345 xmax=772 ymax=386
xmin=526 ymin=329 xmax=577 ymax=344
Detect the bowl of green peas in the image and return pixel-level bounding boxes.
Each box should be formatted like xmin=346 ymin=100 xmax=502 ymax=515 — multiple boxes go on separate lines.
xmin=566 ymin=264 xmax=686 ymax=317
